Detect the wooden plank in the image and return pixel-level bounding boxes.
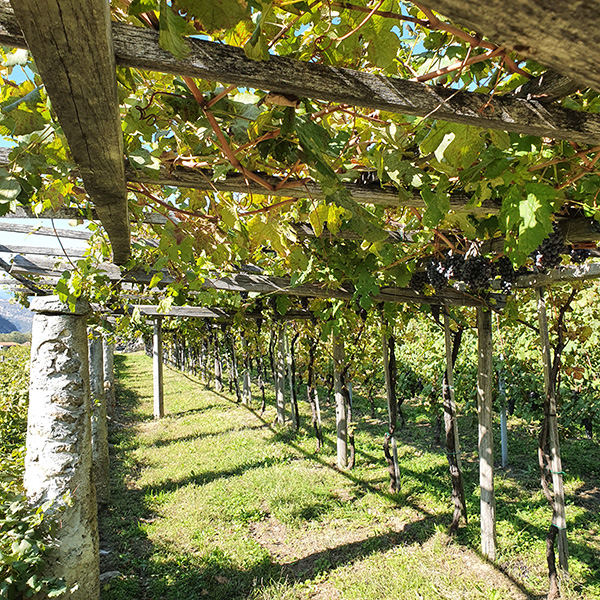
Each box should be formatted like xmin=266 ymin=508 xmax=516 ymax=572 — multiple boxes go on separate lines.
xmin=476 ymin=307 xmax=496 ymax=561
xmin=153 ymin=316 xmax=164 ymax=419
xmin=0 ymin=244 xmax=87 ymax=258
xmin=0 ymin=222 xmax=92 ymax=240
xmin=514 ymin=262 xmax=600 ymax=288
xmin=127 ymin=163 xmax=495 ymax=214
xmin=9 ymin=0 xmax=130 ymax=263
xmin=417 ymin=0 xmax=600 ymax=93
xmin=1 ymin=3 xmax=600 ymax=143
xmin=0 ymin=142 xmax=493 ymax=214
xmin=8 ymin=255 xmax=501 ymax=307
xmin=136 ymin=305 xmax=229 ymax=318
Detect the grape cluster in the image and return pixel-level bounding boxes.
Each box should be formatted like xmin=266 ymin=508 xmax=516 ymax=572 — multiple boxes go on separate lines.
xmin=409 ymin=270 xmax=428 ymax=293
xmin=462 ymin=255 xmax=493 ymax=290
xmin=443 ymin=253 xmax=465 ymax=280
xmin=531 ymin=225 xmax=565 ymax=270
xmin=495 ymin=256 xmax=516 ymax=292
xmin=426 ymin=257 xmax=448 ymax=292
xmin=570 ymin=248 xmax=591 ymax=264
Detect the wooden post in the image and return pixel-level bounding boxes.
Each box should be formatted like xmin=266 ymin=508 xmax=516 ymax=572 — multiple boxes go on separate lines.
xmin=382 ymin=329 xmax=400 ymax=492
xmin=214 ymin=334 xmax=223 ymax=393
xmin=275 ymin=323 xmax=286 ymax=424
xmin=537 ymin=287 xmax=569 ymax=573
xmin=153 ymin=317 xmax=164 ymax=419
xmin=25 ymin=296 xmax=99 ymax=600
xmin=242 ymin=336 xmax=251 ymax=405
xmin=498 ymin=354 xmax=509 ymax=469
xmin=333 ymin=334 xmax=347 ymax=469
xmin=89 ymin=334 xmax=109 ymax=505
xmin=443 ymin=310 xmax=467 ymax=530
xmin=477 ymin=307 xmax=496 ymax=560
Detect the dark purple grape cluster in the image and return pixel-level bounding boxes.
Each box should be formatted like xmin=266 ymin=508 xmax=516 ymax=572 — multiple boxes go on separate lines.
xmin=570 ymin=247 xmax=591 ymax=264
xmin=426 ymin=257 xmax=448 ymax=292
xmin=409 ymin=270 xmax=428 ymax=293
xmin=531 ymin=225 xmax=565 ymax=270
xmin=443 ymin=253 xmax=465 ymax=280
xmin=462 ymin=255 xmax=493 ymax=290
xmin=495 ymin=256 xmax=516 ymax=291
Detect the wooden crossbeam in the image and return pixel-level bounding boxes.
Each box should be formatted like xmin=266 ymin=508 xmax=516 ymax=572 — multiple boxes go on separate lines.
xmin=8 ymin=0 xmax=131 ymax=264
xmin=1 ymin=3 xmax=600 ymax=144
xmin=0 ymin=142 xmax=494 ymax=215
xmin=0 ymin=222 xmax=92 ymax=240
xmin=418 ymin=0 xmax=600 ymax=94
xmin=8 ymin=254 xmax=495 ymax=307
xmin=0 ymin=244 xmax=87 ymax=258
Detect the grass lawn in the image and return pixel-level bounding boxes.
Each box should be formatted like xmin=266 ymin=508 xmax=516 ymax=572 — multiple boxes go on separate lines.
xmin=99 ymin=352 xmax=599 ymax=600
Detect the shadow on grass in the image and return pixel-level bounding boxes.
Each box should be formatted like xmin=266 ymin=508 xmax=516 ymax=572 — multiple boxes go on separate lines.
xmin=102 ymin=354 xmax=598 ymax=600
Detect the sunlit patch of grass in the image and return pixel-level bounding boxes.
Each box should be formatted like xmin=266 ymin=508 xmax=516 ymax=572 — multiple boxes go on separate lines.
xmin=100 ymin=353 xmax=600 ymax=600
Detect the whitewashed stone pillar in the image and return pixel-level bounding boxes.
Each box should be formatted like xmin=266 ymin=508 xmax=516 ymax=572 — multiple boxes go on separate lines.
xmin=25 ymin=296 xmax=99 ymax=600
xmin=89 ymin=334 xmax=109 ymax=505
xmin=103 ymin=338 xmax=115 ymax=420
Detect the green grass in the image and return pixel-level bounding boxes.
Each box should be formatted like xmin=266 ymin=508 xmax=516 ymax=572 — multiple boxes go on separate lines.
xmin=99 ymin=353 xmax=599 ymax=600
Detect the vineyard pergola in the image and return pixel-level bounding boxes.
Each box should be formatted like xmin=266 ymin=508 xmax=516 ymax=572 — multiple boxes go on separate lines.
xmin=1 ymin=1 xmax=600 ymax=599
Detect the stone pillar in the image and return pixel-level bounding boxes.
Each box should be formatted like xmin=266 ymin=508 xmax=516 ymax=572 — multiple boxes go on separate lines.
xmin=25 ymin=296 xmax=99 ymax=600
xmin=102 ymin=338 xmax=115 ymax=420
xmin=89 ymin=333 xmax=109 ymax=505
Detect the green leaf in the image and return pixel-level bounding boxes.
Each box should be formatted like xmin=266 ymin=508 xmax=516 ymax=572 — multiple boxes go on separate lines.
xmin=500 ymin=182 xmax=555 ymax=261
xmin=421 ymin=187 xmax=450 ymax=228
xmin=178 ymin=0 xmax=249 ymax=33
xmin=159 ymin=0 xmax=195 ymax=60
xmin=244 ymin=25 xmax=270 ymax=61
xmin=0 ymin=170 xmax=21 ymax=204
xmin=128 ymin=0 xmax=158 ymax=15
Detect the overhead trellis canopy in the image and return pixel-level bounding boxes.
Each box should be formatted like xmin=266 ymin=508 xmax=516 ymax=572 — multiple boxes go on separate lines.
xmin=1 ymin=0 xmax=600 ymax=310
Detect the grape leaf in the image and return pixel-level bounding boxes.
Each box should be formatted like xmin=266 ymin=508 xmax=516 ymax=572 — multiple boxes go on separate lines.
xmin=178 ymin=0 xmax=249 ymax=33
xmin=159 ymin=0 xmax=196 ymax=60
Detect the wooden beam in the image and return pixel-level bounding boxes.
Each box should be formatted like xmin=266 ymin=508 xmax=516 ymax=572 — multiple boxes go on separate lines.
xmin=0 ymin=222 xmax=92 ymax=240
xmin=0 ymin=142 xmax=494 ymax=214
xmin=514 ymin=262 xmax=600 ymax=288
xmin=1 ymin=3 xmax=600 ymax=144
xmin=333 ymin=334 xmax=348 ymax=469
xmin=7 ymin=255 xmax=503 ymax=307
xmin=0 ymin=244 xmax=87 ymax=258
xmin=9 ymin=0 xmax=130 ymax=263
xmin=127 ymin=163 xmax=496 ymax=214
xmin=417 ymin=0 xmax=600 ymax=94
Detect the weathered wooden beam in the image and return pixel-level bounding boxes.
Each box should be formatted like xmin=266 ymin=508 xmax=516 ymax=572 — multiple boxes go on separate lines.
xmin=8 ymin=255 xmax=497 ymax=306
xmin=9 ymin=0 xmax=130 ymax=263
xmin=0 ymin=144 xmax=493 ymax=214
xmin=0 ymin=244 xmax=87 ymax=258
xmin=418 ymin=0 xmax=600 ymax=94
xmin=127 ymin=163 xmax=495 ymax=214
xmin=2 ymin=3 xmax=600 ymax=144
xmin=0 ymin=222 xmax=92 ymax=240
xmin=514 ymin=262 xmax=600 ymax=288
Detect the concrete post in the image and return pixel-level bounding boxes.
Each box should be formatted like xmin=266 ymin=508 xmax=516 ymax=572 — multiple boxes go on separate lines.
xmin=25 ymin=296 xmax=99 ymax=600
xmin=89 ymin=333 xmax=109 ymax=505
xmin=102 ymin=338 xmax=115 ymax=420
xmin=153 ymin=317 xmax=164 ymax=419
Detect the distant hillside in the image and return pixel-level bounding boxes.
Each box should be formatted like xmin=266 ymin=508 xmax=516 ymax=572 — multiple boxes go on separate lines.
xmin=0 ymin=294 xmax=33 ymax=333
